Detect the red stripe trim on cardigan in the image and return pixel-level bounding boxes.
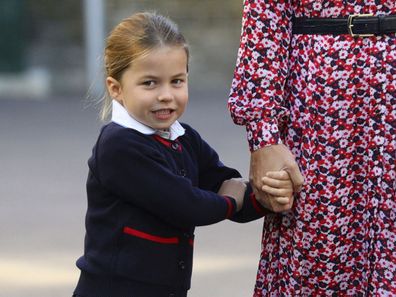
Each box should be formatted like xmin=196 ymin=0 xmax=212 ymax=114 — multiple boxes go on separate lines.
xmin=250 ymin=192 xmax=267 ymax=215
xmin=123 ymin=227 xmax=180 ymax=244
xmin=153 ymin=134 xmax=171 ymax=147
xmin=222 ymin=196 xmax=234 ymax=219
xmin=152 ymin=135 xmax=182 ymax=152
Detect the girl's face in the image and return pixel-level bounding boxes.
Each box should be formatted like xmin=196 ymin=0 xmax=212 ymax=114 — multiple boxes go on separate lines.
xmin=106 ymin=46 xmax=188 ymax=130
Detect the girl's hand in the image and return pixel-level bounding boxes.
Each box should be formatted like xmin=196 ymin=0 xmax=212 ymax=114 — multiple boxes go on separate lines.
xmin=217 ymin=178 xmax=247 ymax=212
xmin=261 ymin=170 xmax=293 ymax=205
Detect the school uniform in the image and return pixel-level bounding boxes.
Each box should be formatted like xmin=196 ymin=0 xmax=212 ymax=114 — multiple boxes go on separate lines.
xmin=73 ymin=100 xmax=267 ymax=297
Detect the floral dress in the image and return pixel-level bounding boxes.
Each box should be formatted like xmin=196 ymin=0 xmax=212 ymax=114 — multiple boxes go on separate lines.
xmin=229 ymin=1 xmax=396 ymax=296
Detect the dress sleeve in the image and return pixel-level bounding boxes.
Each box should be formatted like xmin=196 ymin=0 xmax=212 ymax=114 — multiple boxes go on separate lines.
xmin=228 ymin=0 xmax=293 ymax=151
xmin=94 ymin=130 xmax=237 ymax=230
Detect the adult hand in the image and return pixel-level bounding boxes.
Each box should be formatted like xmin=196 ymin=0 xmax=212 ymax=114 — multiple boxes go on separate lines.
xmin=249 ymin=144 xmax=304 ymax=212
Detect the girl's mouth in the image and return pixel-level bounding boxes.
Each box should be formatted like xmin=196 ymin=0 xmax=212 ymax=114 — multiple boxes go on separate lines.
xmin=152 ymin=109 xmax=174 ymax=120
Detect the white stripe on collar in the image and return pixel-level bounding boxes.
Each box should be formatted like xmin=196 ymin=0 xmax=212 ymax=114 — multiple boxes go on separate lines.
xmin=111 ymin=100 xmax=185 ymax=140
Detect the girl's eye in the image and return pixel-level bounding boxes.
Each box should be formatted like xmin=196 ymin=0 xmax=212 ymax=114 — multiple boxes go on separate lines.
xmin=142 ymin=80 xmax=155 ymax=87
xmin=172 ymin=79 xmax=183 ymax=85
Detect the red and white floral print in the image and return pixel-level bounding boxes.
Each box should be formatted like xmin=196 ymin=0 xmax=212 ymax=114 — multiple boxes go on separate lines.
xmin=229 ymin=1 xmax=396 ymax=296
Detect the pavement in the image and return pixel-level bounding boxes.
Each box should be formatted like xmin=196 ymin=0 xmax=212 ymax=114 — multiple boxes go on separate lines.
xmin=0 ymin=89 xmax=263 ymax=297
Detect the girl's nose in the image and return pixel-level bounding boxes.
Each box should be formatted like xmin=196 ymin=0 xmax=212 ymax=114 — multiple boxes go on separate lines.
xmin=157 ymin=85 xmax=174 ymax=102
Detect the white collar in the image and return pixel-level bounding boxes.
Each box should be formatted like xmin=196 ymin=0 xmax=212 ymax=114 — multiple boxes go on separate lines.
xmin=111 ymin=100 xmax=185 ymax=140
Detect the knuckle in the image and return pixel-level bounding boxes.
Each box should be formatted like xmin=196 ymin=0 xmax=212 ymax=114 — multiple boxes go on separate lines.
xmin=280 ymin=171 xmax=289 ymax=179
xmin=285 ymin=161 xmax=298 ymax=170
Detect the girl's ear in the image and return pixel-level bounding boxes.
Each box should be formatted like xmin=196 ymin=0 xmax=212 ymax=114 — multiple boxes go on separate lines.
xmin=106 ymin=77 xmax=122 ymax=102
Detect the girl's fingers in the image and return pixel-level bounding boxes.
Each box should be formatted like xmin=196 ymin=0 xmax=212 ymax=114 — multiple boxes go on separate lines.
xmin=261 ymin=171 xmax=293 ymax=198
xmin=261 ymin=176 xmax=290 ymax=188
xmin=261 ymin=185 xmax=292 ymax=197
xmin=274 ymin=197 xmax=290 ymax=205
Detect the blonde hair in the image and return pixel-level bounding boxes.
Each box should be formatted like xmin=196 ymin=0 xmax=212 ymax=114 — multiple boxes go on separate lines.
xmin=100 ymin=12 xmax=189 ymax=120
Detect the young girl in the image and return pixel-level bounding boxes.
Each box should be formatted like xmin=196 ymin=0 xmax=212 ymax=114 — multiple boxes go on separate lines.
xmin=73 ymin=12 xmax=293 ymax=297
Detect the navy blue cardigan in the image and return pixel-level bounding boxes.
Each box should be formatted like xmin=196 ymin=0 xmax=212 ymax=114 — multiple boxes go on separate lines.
xmin=74 ymin=122 xmax=266 ymax=297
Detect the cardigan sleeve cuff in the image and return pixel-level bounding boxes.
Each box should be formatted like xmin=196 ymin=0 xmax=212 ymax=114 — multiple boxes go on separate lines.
xmin=246 ymin=117 xmax=282 ymax=152
xmin=228 ymin=183 xmax=269 ymax=223
xmin=222 ymin=196 xmax=236 ymax=219
xmin=249 ymin=192 xmax=269 ymax=216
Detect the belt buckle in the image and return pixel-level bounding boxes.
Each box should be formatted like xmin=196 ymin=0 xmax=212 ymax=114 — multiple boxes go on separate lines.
xmin=348 ymin=14 xmax=374 ymax=37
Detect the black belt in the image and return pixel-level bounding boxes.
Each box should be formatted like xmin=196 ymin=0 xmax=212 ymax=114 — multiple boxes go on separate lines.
xmin=292 ymin=14 xmax=396 ymax=37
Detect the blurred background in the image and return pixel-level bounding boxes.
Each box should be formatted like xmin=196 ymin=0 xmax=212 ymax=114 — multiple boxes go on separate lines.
xmin=0 ymin=0 xmax=246 ymax=98
xmin=0 ymin=1 xmax=263 ymax=296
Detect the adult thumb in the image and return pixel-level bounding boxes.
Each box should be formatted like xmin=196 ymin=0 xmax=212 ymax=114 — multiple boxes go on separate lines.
xmin=284 ymin=161 xmax=304 ymax=192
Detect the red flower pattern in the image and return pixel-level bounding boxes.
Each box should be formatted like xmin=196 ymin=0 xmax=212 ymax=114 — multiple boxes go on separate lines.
xmin=229 ymin=0 xmax=396 ymax=296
